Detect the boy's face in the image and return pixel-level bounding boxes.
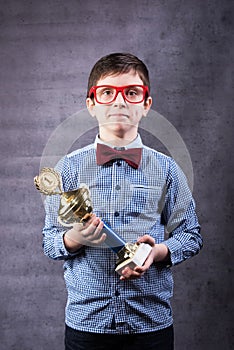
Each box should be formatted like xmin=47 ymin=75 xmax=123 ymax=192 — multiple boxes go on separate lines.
xmin=86 ymin=70 xmax=152 ymax=144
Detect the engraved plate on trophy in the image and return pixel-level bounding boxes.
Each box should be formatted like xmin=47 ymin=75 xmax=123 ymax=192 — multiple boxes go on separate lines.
xmin=34 ymin=167 xmax=152 ymax=275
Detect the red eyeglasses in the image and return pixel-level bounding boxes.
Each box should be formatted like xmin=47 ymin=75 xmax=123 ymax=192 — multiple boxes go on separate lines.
xmin=89 ymin=85 xmax=149 ymax=104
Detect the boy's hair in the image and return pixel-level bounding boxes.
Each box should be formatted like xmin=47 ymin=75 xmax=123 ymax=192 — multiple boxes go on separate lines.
xmin=87 ymin=53 xmax=150 ymax=98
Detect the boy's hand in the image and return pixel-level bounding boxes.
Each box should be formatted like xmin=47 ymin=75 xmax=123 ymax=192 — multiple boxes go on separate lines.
xmin=64 ymin=214 xmax=106 ymax=252
xmin=120 ymin=235 xmax=169 ymax=280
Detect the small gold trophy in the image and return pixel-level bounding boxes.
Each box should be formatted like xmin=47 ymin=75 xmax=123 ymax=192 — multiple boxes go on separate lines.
xmin=34 ymin=167 xmax=152 ymax=275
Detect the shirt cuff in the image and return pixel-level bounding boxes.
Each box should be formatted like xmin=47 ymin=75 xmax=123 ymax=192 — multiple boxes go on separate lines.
xmin=162 ymin=237 xmax=183 ymax=266
xmin=56 ymin=231 xmax=83 ymax=258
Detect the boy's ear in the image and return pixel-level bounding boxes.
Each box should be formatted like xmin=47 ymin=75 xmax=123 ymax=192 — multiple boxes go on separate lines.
xmin=86 ymin=98 xmax=95 ymax=117
xmin=143 ymin=96 xmax=152 ymax=117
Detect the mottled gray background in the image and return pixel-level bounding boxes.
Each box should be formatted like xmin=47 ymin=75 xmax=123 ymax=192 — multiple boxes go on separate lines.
xmin=0 ymin=0 xmax=233 ymax=349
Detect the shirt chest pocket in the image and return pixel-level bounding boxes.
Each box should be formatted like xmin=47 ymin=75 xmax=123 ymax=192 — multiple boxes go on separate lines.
xmin=128 ymin=184 xmax=165 ymax=214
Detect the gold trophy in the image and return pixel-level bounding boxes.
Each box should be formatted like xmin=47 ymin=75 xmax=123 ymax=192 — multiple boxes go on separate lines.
xmin=34 ymin=167 xmax=152 ymax=275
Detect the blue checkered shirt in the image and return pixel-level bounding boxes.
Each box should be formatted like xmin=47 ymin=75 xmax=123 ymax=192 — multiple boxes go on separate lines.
xmin=42 ymin=135 xmax=202 ymax=334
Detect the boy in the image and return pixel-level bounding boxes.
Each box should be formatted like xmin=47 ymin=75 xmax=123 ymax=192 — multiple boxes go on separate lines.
xmin=42 ymin=53 xmax=203 ymax=350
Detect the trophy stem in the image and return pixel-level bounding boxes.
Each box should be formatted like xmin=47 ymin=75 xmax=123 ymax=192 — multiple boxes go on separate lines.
xmin=101 ymin=221 xmax=125 ymax=253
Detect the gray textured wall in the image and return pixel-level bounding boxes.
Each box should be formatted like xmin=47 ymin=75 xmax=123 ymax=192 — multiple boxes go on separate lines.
xmin=0 ymin=0 xmax=233 ymax=349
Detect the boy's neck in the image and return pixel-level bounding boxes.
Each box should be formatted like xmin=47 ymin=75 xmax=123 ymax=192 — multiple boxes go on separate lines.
xmin=99 ymin=134 xmax=137 ymax=147
xmin=99 ymin=129 xmax=138 ymax=147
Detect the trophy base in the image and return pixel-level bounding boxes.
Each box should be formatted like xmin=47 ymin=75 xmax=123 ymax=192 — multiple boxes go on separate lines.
xmin=115 ymin=243 xmax=152 ymax=275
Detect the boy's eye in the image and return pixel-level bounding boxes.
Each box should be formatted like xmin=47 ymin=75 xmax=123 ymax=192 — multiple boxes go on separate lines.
xmin=102 ymin=89 xmax=113 ymax=95
xmin=125 ymin=87 xmax=140 ymax=95
xmin=127 ymin=89 xmax=138 ymax=95
xmin=97 ymin=87 xmax=115 ymax=95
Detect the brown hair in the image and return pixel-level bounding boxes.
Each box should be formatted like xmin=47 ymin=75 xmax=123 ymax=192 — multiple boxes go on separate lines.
xmin=87 ymin=53 xmax=150 ymax=98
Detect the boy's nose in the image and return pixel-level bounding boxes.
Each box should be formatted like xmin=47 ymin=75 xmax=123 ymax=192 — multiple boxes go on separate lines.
xmin=114 ymin=91 xmax=126 ymax=104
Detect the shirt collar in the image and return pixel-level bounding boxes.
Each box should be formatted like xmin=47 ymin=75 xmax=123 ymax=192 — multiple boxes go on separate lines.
xmin=94 ymin=134 xmax=143 ymax=150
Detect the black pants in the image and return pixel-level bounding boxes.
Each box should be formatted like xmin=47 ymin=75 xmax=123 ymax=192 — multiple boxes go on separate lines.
xmin=65 ymin=324 xmax=174 ymax=350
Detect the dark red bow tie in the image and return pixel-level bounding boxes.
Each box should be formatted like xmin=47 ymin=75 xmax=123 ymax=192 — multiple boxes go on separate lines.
xmin=96 ymin=143 xmax=142 ymax=169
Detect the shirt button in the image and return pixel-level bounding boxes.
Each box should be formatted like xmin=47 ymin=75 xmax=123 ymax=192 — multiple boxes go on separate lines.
xmin=115 ymin=290 xmax=120 ymax=296
xmin=114 ymin=212 xmax=120 ymax=217
xmin=115 ymin=185 xmax=121 ymax=190
xmin=116 ymin=161 xmax=121 ymax=166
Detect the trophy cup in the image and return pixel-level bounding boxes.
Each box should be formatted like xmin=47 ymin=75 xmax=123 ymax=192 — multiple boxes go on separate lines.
xmin=34 ymin=167 xmax=152 ymax=275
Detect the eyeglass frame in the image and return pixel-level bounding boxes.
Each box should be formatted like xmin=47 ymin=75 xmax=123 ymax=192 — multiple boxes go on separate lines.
xmin=88 ymin=85 xmax=149 ymax=104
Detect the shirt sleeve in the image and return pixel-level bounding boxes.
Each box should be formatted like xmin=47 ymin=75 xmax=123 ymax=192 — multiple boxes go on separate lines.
xmin=162 ymin=158 xmax=203 ymax=266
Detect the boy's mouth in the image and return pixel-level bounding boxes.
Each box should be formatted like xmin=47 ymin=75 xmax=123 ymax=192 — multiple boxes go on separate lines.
xmin=108 ymin=113 xmax=129 ymax=118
